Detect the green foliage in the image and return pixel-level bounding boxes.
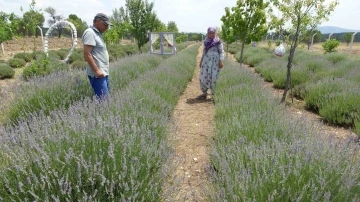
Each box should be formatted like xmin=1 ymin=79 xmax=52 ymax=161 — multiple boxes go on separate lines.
xmin=323 ymin=52 xmax=346 ymax=64
xmin=22 ymin=57 xmax=68 ymax=80
xmin=210 ymin=59 xmax=360 ymax=201
xmin=71 ymin=60 xmax=87 ymax=69
xmin=319 ymin=93 xmax=360 ymax=126
xmin=103 ymin=27 xmax=120 ymax=45
xmin=21 ymin=10 xmax=45 ymax=36
xmin=126 ymin=0 xmax=159 ymax=52
xmin=56 ymin=50 xmax=67 ymax=60
xmin=68 ymin=52 xmax=84 ymax=64
xmin=167 ymin=21 xmax=178 ymax=33
xmin=7 ymin=58 xmax=26 ymax=68
xmin=221 ymin=0 xmax=269 ymax=64
xmin=344 ymin=32 xmax=352 ymax=46
xmin=322 ymin=39 xmax=340 ymax=53
xmin=67 ymin=14 xmax=88 ymax=37
xmin=176 ymin=35 xmax=187 ymax=43
xmin=270 ymin=0 xmax=339 ymax=102
xmin=110 ymin=7 xmax=133 ymax=39
xmin=31 ymin=50 xmax=46 ymax=60
xmin=0 ymin=64 xmax=15 ymax=79
xmin=275 ymin=40 xmax=281 ymax=46
xmin=220 ymin=16 xmax=236 ymax=52
xmin=13 ymin=52 xmax=32 ymax=62
xmin=0 ymin=12 xmax=14 ymax=44
xmin=267 ymin=40 xmax=272 ymax=50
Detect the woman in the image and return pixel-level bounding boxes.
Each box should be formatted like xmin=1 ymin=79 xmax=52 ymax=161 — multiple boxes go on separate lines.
xmin=198 ymin=27 xmax=224 ymax=100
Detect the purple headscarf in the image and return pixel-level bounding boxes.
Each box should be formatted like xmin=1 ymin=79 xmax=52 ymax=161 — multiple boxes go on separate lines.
xmin=204 ymin=27 xmax=221 ymax=52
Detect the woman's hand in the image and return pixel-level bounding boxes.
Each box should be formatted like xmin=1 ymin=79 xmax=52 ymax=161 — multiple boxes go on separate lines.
xmin=219 ymin=60 xmax=224 ymax=68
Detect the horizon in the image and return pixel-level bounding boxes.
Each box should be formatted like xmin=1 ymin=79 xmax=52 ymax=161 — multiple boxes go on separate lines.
xmin=1 ymin=0 xmax=359 ymax=33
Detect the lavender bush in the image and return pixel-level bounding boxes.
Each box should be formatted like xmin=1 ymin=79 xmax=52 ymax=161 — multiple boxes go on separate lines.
xmin=2 ymin=54 xmax=165 ymax=126
xmin=236 ymin=47 xmax=360 ymax=133
xmin=208 ymin=59 xmax=360 ymax=201
xmin=0 ymin=44 xmax=200 ymax=201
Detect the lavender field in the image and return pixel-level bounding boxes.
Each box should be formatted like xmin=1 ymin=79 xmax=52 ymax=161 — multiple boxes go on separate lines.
xmin=209 ymin=58 xmax=360 ymax=201
xmin=1 ymin=44 xmax=359 ymax=201
xmin=0 ymin=44 xmax=199 ymax=201
xmin=234 ymin=45 xmax=360 ymax=135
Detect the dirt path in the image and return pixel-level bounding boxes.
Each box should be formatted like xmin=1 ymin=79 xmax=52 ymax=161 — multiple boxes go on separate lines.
xmin=163 ymin=45 xmax=214 ymax=201
xmin=228 ymin=54 xmax=358 ymax=141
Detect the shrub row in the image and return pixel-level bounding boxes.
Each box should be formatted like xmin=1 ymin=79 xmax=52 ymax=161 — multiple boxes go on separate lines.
xmin=235 ymin=46 xmax=360 ymax=132
xmin=208 ymin=58 xmax=360 ymax=201
xmin=0 ymin=44 xmax=200 ymax=201
xmin=3 ymin=53 xmax=165 ymax=126
xmin=0 ymin=64 xmax=15 ymax=79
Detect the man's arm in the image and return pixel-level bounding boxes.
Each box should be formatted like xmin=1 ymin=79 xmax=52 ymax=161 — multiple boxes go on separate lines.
xmin=83 ymin=45 xmax=105 ymax=78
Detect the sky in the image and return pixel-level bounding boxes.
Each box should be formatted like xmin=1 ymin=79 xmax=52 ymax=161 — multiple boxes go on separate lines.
xmin=1 ymin=0 xmax=360 ymax=33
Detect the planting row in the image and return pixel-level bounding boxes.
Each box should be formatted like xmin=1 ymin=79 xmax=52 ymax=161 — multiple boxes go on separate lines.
xmin=208 ymin=58 xmax=360 ymax=201
xmin=0 ymin=44 xmax=200 ymax=201
xmin=0 ymin=42 xmax=195 ymax=127
xmin=0 ymin=41 xmax=195 ymax=80
xmin=234 ymin=46 xmax=360 ymax=134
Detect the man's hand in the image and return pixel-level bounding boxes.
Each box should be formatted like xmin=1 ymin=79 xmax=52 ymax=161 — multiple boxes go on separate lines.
xmin=94 ymin=69 xmax=105 ymax=78
xmin=219 ymin=60 xmax=224 ymax=68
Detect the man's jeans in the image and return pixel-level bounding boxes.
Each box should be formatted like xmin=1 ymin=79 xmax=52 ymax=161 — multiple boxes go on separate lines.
xmin=88 ymin=75 xmax=109 ymax=98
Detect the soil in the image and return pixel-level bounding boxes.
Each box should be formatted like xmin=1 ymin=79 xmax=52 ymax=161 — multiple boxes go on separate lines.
xmin=163 ymin=45 xmax=215 ymax=201
xmin=162 ymin=47 xmax=358 ymax=201
xmin=0 ymin=37 xmax=82 ymax=61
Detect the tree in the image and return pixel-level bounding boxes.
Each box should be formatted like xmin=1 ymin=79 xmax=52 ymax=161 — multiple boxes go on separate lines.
xmin=153 ymin=18 xmax=167 ymax=32
xmin=110 ymin=7 xmax=133 ymax=41
xmin=103 ymin=28 xmax=120 ymax=45
xmin=221 ymin=11 xmax=236 ymax=58
xmin=44 ymin=6 xmax=64 ymax=38
xmin=271 ymin=0 xmax=339 ymax=102
xmin=167 ymin=21 xmax=178 ymax=33
xmin=344 ymin=32 xmax=352 ymax=46
xmin=222 ymin=0 xmax=269 ymax=66
xmin=18 ymin=0 xmax=44 ymax=51
xmin=67 ymin=14 xmax=88 ymax=37
xmin=126 ymin=0 xmax=158 ymax=52
xmin=0 ymin=12 xmax=14 ymax=55
xmin=22 ymin=9 xmax=44 ymax=37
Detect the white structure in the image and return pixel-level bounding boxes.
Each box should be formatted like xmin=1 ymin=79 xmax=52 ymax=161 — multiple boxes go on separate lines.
xmin=44 ymin=20 xmax=77 ymax=62
xmin=310 ymin=33 xmax=317 ymax=49
xmin=349 ymin=32 xmax=358 ymax=51
xmin=37 ymin=26 xmax=44 ymax=51
xmin=149 ymin=32 xmax=176 ymax=55
xmin=328 ymin=32 xmax=334 ymax=40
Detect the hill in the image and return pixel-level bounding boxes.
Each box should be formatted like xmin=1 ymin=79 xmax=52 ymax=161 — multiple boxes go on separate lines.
xmin=318 ymin=26 xmax=360 ymax=34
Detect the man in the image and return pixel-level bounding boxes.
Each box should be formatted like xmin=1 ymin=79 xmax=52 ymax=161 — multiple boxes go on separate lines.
xmin=82 ymin=13 xmax=112 ymax=99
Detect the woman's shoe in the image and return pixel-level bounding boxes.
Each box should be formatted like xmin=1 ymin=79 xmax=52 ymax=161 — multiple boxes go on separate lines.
xmin=196 ymin=93 xmax=207 ymax=100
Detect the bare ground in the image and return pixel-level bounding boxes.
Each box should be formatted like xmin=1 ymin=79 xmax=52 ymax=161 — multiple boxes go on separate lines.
xmin=163 ymin=45 xmax=214 ymax=201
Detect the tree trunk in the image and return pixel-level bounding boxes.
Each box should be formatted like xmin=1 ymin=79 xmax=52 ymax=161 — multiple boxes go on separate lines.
xmin=58 ymin=27 xmax=62 ymax=38
xmin=281 ymin=16 xmax=301 ymax=103
xmin=226 ymin=44 xmax=229 ymax=58
xmin=138 ymin=43 xmax=141 ymax=53
xmin=281 ymin=44 xmax=297 ymax=103
xmin=239 ymin=33 xmax=247 ymax=67
xmin=0 ymin=43 xmax=5 ymax=55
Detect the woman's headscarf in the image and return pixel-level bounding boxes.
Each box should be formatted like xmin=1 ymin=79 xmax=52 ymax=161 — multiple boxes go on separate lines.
xmin=204 ymin=27 xmax=221 ymax=52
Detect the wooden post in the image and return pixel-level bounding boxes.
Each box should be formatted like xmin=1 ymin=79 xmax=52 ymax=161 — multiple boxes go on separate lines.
xmin=0 ymin=43 xmax=5 ymax=55
xmin=349 ymin=32 xmax=358 ymax=51
xmin=310 ymin=33 xmax=317 ymax=50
